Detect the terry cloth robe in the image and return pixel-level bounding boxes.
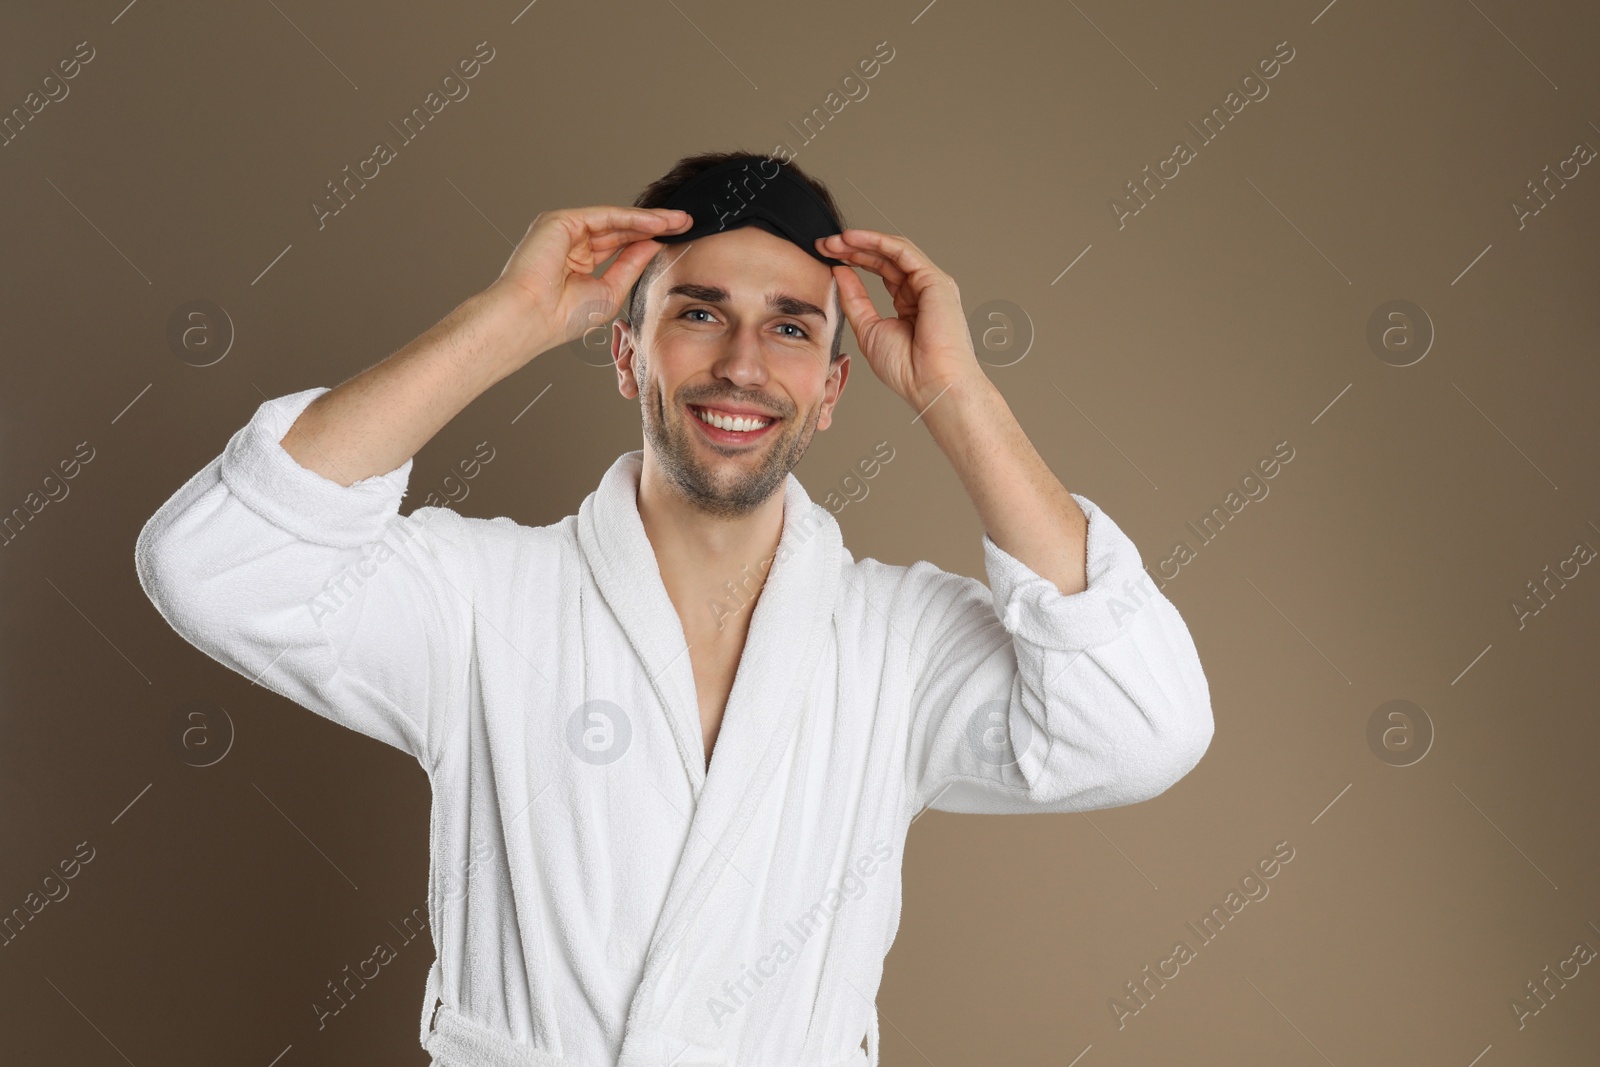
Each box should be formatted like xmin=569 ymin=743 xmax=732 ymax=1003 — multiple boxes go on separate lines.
xmin=134 ymin=386 xmax=1215 ymax=1067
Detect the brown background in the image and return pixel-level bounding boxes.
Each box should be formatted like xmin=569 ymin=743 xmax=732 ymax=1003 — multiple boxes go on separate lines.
xmin=3 ymin=0 xmax=1598 ymax=1063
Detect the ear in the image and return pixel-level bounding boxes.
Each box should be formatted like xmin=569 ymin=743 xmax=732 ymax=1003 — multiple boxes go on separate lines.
xmin=614 ymin=319 xmax=641 ymax=399
xmin=815 ymin=353 xmax=850 ymax=432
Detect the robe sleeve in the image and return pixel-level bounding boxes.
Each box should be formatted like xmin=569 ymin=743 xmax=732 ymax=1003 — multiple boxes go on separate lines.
xmin=133 ymin=386 xmax=477 ymax=768
xmin=902 ymin=492 xmax=1213 ymax=816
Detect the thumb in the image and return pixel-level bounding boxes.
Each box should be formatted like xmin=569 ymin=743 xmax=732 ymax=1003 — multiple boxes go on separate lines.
xmin=832 ymin=264 xmax=879 ymax=338
xmin=597 ymin=238 xmax=668 ymax=306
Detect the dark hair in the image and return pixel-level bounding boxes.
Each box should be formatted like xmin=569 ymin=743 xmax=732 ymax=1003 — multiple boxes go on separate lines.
xmin=622 ymin=150 xmax=848 ymax=364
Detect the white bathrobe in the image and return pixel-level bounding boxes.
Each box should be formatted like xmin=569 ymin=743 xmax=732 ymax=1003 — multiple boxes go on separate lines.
xmin=134 ymin=386 xmax=1214 ymax=1067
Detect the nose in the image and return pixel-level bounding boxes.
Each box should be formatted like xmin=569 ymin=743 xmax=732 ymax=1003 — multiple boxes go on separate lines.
xmin=708 ymin=321 xmax=772 ymax=391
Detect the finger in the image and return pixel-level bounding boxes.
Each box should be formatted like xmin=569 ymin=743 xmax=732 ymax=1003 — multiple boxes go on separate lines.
xmin=562 ymin=205 xmax=692 ymax=239
xmin=588 ymin=228 xmax=680 ymax=254
xmin=818 ymin=240 xmax=908 ymax=287
xmin=523 ymin=208 xmax=689 ymax=258
xmin=831 ymin=265 xmax=880 ymax=339
xmin=821 ymin=240 xmax=915 ymax=313
xmin=824 ymin=228 xmax=938 ymax=277
xmin=826 ymin=234 xmax=950 ymax=319
xmin=596 ymin=238 xmax=668 ymax=299
xmin=508 ymin=209 xmax=685 ymax=271
xmin=883 ymin=276 xmax=919 ymax=320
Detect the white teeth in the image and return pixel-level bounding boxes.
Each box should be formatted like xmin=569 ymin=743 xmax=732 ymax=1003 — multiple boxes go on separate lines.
xmin=692 ymin=406 xmax=772 ymax=433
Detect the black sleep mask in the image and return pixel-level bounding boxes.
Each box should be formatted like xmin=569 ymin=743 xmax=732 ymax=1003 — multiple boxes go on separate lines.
xmin=652 ymin=156 xmax=846 ymax=267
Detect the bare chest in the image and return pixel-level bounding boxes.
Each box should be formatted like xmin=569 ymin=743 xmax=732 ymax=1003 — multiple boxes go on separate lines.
xmin=687 ymin=635 xmax=746 ymax=771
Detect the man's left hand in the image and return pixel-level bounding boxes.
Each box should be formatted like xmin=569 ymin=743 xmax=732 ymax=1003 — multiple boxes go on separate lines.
xmin=816 ymin=229 xmax=984 ymax=412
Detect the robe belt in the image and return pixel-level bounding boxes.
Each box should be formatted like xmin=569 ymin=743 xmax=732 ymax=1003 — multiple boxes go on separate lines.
xmin=421 ymin=961 xmax=875 ymax=1066
xmin=424 ymin=1002 xmax=871 ymax=1067
xmin=424 ymin=1003 xmax=570 ymax=1066
xmin=422 ymin=966 xmax=876 ymax=1062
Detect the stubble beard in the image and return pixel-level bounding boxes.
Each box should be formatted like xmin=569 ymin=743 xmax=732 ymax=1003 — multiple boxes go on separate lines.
xmin=639 ymin=365 xmax=821 ymax=521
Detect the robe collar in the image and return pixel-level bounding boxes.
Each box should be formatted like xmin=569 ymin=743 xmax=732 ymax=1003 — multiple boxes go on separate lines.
xmin=577 ymin=449 xmax=848 ymax=1062
xmin=575 ymin=449 xmax=843 ymax=795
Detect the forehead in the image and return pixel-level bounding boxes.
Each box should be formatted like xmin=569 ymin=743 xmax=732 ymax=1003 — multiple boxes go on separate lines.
xmin=651 ymin=225 xmax=835 ymax=308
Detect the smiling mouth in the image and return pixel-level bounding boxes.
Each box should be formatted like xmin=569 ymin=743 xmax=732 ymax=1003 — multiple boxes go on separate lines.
xmin=687 ymin=403 xmax=780 ymax=437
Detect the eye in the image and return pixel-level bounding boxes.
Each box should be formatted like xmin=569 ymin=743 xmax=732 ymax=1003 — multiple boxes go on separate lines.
xmin=682 ymin=307 xmax=809 ymax=340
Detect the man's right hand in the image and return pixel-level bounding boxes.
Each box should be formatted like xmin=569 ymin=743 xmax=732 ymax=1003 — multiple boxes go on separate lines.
xmin=486 ymin=206 xmax=693 ymax=361
xmin=277 ymin=206 xmax=691 ymax=486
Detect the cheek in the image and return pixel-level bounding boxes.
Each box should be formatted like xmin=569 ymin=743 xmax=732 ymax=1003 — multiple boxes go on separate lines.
xmin=647 ymin=338 xmax=700 ymax=384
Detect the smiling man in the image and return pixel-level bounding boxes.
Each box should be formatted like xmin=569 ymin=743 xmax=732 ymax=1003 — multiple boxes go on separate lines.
xmin=134 ymin=150 xmax=1214 ymax=1067
xmin=612 ymin=155 xmax=857 ymax=765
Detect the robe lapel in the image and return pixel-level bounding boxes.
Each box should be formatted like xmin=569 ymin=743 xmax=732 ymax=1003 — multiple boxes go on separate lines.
xmin=576 ymin=451 xmax=707 ymax=792
xmin=575 ymin=450 xmax=843 ymax=1060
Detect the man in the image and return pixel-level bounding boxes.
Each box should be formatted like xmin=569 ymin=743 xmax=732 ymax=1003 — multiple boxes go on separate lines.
xmin=135 ymin=150 xmax=1214 ymax=1067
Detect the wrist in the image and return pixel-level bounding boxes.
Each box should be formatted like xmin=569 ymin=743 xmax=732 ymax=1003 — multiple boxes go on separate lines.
xmin=910 ymin=368 xmax=993 ymax=420
xmin=470 ymin=283 xmax=557 ymax=374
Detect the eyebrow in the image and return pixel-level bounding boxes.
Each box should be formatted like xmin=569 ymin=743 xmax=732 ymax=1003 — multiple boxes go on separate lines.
xmin=664 ymin=282 xmax=828 ymax=322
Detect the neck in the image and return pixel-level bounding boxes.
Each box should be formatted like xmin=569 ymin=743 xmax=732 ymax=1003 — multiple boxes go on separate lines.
xmin=636 ymin=455 xmax=787 ymax=640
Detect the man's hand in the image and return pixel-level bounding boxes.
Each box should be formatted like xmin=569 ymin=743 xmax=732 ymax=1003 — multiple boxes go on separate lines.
xmin=487 ymin=205 xmax=693 ymax=359
xmin=820 ymin=228 xmax=1090 ymax=597
xmin=815 ymin=229 xmax=985 ymax=412
xmin=278 ymin=206 xmax=687 ymax=486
